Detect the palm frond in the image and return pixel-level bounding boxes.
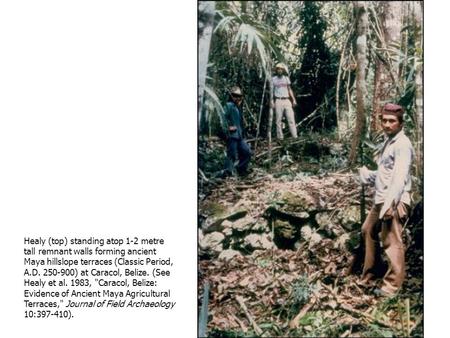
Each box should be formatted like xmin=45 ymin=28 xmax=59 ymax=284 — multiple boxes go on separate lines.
xmin=231 ymin=23 xmax=271 ymax=78
xmin=204 ymin=85 xmax=226 ymax=129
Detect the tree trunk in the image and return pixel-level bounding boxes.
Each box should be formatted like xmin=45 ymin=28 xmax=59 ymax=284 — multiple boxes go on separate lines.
xmin=336 ymin=26 xmax=354 ymax=140
xmin=349 ymin=2 xmax=368 ymax=166
xmin=198 ymin=1 xmax=215 ymax=129
xmin=398 ymin=2 xmax=409 ymax=89
xmin=370 ymin=1 xmax=402 ymax=135
xmin=413 ymin=1 xmax=423 ymax=182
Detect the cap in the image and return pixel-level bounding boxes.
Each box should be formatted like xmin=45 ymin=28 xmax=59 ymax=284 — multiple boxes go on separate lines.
xmin=382 ymin=103 xmax=404 ymax=117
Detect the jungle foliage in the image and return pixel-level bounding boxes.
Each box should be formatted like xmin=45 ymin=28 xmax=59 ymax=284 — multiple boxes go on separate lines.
xmin=198 ymin=2 xmax=424 ymax=337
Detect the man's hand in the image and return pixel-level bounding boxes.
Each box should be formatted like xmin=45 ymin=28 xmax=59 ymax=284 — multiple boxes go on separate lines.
xmin=228 ymin=126 xmax=237 ymax=132
xmin=292 ymin=101 xmax=297 ymax=107
xmin=359 ymin=166 xmax=375 ymax=185
xmin=382 ymin=208 xmax=395 ymax=221
xmin=382 ymin=202 xmax=397 ymax=221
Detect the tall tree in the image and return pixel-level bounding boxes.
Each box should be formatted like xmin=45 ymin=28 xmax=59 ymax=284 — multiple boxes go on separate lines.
xmin=412 ymin=1 xmax=423 ymax=181
xmin=370 ymin=1 xmax=402 ymax=134
xmin=349 ymin=2 xmax=368 ymax=165
xmin=295 ymin=1 xmax=338 ymax=130
xmin=261 ymin=1 xmax=279 ymax=140
xmin=335 ymin=19 xmax=355 ymax=140
xmin=198 ymin=1 xmax=216 ymax=129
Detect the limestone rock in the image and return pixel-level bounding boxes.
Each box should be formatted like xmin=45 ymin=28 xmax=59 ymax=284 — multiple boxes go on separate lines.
xmin=199 ymin=232 xmax=225 ymax=253
xmin=251 ymin=222 xmax=268 ymax=233
xmin=244 ymin=234 xmax=273 ymax=250
xmin=335 ymin=233 xmax=351 ymax=251
xmin=231 ymin=216 xmax=256 ymax=232
xmin=300 ymin=225 xmax=313 ymax=241
xmin=309 ymin=232 xmax=322 ymax=247
xmin=222 ymin=220 xmax=233 ymax=228
xmin=296 ymin=211 xmax=310 ymax=219
xmin=339 ymin=205 xmax=361 ymax=231
xmin=222 ymin=227 xmax=233 ymax=236
xmin=218 ymin=249 xmax=242 ymax=261
xmin=315 ymin=212 xmax=332 ymax=227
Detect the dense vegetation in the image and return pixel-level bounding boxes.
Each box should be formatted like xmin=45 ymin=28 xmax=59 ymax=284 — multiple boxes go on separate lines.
xmin=198 ymin=2 xmax=423 ymax=337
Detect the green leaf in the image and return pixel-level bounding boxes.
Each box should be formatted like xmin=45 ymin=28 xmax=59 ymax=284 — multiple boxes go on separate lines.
xmin=204 ymin=86 xmax=226 ymax=128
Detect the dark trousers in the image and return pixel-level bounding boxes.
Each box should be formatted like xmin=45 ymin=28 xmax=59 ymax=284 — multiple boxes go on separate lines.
xmin=225 ymin=138 xmax=251 ymax=175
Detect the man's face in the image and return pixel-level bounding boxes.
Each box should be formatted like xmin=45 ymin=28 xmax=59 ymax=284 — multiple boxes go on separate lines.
xmin=275 ymin=67 xmax=283 ymax=76
xmin=381 ymin=114 xmax=402 ymax=137
xmin=231 ymin=94 xmax=243 ymax=105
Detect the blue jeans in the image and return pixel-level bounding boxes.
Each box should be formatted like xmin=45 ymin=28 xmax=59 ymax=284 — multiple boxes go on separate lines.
xmin=225 ymin=138 xmax=252 ymax=175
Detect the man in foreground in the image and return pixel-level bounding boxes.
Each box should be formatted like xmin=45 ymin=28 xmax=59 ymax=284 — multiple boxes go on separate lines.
xmin=358 ymin=103 xmax=414 ymax=297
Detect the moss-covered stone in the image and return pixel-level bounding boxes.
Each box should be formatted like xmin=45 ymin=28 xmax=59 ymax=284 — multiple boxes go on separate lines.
xmin=280 ymin=191 xmax=316 ymax=212
xmin=203 ymin=209 xmax=248 ymax=234
xmin=338 ymin=205 xmax=361 ymax=231
xmin=201 ymin=201 xmax=228 ymax=218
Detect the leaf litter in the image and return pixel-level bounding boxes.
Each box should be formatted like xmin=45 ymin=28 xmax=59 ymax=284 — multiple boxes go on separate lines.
xmin=199 ymin=148 xmax=423 ymax=337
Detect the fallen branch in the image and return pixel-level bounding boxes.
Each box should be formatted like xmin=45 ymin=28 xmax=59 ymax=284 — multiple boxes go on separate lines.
xmin=339 ymin=303 xmax=392 ymax=328
xmin=255 ymin=137 xmax=306 ymax=159
xmin=398 ymin=301 xmax=405 ymax=336
xmin=256 ymin=145 xmax=283 ymax=159
xmin=254 ymin=75 xmax=268 ymax=153
xmin=234 ymin=183 xmax=263 ymax=190
xmin=296 ymin=102 xmax=326 ymax=129
xmin=236 ymin=295 xmax=263 ymax=336
xmin=230 ymin=312 xmax=248 ymax=333
xmin=405 ymin=298 xmax=410 ymax=337
xmin=321 ymin=282 xmax=392 ymax=329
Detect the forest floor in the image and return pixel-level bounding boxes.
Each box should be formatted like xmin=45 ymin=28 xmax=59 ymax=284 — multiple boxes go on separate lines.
xmin=198 ymin=136 xmax=423 ymax=338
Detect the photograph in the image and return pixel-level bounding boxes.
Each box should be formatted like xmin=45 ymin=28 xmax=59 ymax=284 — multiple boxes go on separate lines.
xmin=198 ymin=1 xmax=423 ymax=337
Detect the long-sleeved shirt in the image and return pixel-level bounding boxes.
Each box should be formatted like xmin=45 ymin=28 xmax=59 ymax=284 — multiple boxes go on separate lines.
xmin=359 ymin=129 xmax=414 ymax=218
xmin=223 ymin=101 xmax=245 ymax=139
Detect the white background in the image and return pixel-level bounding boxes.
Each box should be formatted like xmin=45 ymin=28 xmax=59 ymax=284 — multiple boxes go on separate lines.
xmin=0 ymin=1 xmax=447 ymax=337
xmin=423 ymin=1 xmax=449 ymax=337
xmin=0 ymin=1 xmax=197 ymax=337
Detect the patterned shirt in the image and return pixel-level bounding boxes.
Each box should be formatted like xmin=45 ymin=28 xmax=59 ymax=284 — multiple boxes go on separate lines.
xmin=272 ymin=75 xmax=291 ymax=98
xmin=359 ymin=129 xmax=414 ymax=218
